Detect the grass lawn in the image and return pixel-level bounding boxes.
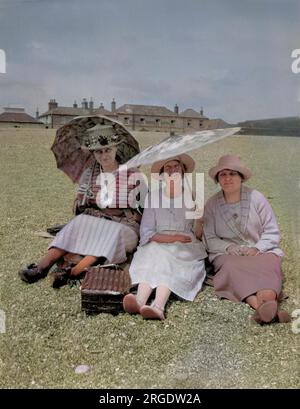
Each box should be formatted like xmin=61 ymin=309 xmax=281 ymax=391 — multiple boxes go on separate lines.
xmin=0 ymin=128 xmax=299 ymax=388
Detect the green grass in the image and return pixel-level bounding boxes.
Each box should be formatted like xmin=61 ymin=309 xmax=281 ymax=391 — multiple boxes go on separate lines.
xmin=0 ymin=129 xmax=299 ymax=388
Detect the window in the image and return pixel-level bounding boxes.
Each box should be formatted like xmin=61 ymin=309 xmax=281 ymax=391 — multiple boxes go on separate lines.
xmin=171 ymin=120 xmax=175 ymax=124
xmin=199 ymin=122 xmax=203 ymax=127
xmin=187 ymin=122 xmax=191 ymax=127
xmin=140 ymin=118 xmax=145 ymax=122
xmin=155 ymin=119 xmax=160 ymax=123
xmin=124 ymin=117 xmax=129 ymax=124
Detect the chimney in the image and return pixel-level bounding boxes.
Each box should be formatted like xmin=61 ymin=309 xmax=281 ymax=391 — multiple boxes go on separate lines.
xmin=174 ymin=104 xmax=179 ymax=115
xmin=111 ymin=98 xmax=116 ymax=113
xmin=36 ymin=107 xmax=39 ymax=119
xmin=48 ymin=99 xmax=58 ymax=111
xmin=89 ymin=98 xmax=94 ymax=111
xmin=73 ymin=100 xmax=78 ymax=108
xmin=200 ymin=107 xmax=204 ymax=116
xmin=82 ymin=98 xmax=88 ymax=109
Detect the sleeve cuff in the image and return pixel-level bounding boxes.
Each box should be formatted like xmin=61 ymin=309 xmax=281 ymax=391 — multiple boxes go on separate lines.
xmin=139 ymin=232 xmax=156 ymax=246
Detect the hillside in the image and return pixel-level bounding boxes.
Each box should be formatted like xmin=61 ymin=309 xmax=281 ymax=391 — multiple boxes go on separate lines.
xmin=238 ymin=116 xmax=300 ymax=136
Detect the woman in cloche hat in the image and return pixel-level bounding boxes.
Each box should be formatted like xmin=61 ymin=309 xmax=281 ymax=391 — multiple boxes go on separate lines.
xmin=123 ymin=154 xmax=207 ymax=320
xmin=203 ymin=154 xmax=290 ymax=324
xmin=19 ymin=124 xmax=145 ymax=288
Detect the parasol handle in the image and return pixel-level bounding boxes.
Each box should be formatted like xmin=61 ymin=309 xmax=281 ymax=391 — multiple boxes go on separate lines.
xmin=77 ymin=163 xmax=96 ymax=206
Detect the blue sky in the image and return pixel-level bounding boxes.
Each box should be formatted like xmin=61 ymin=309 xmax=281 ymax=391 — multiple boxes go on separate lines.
xmin=0 ymin=0 xmax=299 ymax=122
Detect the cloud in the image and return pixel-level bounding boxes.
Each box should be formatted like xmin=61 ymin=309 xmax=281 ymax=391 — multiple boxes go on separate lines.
xmin=0 ymin=0 xmax=299 ymax=122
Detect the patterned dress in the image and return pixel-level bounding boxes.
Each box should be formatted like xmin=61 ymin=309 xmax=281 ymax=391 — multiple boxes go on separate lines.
xmin=49 ymin=163 xmax=145 ymax=264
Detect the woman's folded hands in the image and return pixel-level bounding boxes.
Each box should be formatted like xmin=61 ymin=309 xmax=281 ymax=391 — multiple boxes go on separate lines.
xmin=151 ymin=233 xmax=192 ymax=244
xmin=227 ymin=244 xmax=259 ymax=256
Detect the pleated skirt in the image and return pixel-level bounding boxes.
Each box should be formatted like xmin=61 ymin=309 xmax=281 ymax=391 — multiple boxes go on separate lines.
xmin=49 ymin=214 xmax=138 ymax=264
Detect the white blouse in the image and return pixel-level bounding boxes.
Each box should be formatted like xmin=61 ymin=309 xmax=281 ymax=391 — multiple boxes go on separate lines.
xmin=139 ymin=188 xmax=207 ymax=258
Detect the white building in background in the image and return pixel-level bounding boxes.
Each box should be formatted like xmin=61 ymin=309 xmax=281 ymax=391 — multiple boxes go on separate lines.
xmin=38 ymin=98 xmax=228 ymax=132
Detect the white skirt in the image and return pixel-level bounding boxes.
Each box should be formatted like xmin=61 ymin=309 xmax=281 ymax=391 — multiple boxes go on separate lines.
xmin=129 ymin=235 xmax=206 ymax=301
xmin=49 ymin=214 xmax=138 ymax=264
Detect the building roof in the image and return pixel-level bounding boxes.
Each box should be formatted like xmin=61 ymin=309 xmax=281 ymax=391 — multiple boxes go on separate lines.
xmin=39 ymin=106 xmax=92 ymax=117
xmin=204 ymin=119 xmax=230 ymax=129
xmin=179 ymin=109 xmax=207 ymax=119
xmin=96 ymin=107 xmax=114 ymax=116
xmin=39 ymin=102 xmax=212 ymax=121
xmin=39 ymin=106 xmax=114 ymax=118
xmin=116 ymin=104 xmax=177 ymax=117
xmin=0 ymin=111 xmax=42 ymax=124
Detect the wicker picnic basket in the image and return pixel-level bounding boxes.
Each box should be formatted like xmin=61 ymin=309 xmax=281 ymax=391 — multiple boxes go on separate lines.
xmin=81 ymin=264 xmax=132 ymax=315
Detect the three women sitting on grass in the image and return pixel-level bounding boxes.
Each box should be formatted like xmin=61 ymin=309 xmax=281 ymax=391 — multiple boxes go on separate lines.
xmin=20 ymin=145 xmax=290 ymax=324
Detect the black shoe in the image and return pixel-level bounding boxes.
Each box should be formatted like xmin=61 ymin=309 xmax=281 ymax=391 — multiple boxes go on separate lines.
xmin=18 ymin=263 xmax=48 ymax=284
xmin=51 ymin=267 xmax=71 ymax=289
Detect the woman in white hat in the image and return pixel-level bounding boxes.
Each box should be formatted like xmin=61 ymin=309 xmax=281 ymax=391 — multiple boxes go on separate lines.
xmin=19 ymin=124 xmax=145 ymax=288
xmin=123 ymin=154 xmax=207 ymax=320
xmin=203 ymin=154 xmax=290 ymax=324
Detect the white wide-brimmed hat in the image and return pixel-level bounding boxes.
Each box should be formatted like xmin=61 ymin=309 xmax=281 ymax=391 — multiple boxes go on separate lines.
xmin=151 ymin=154 xmax=195 ymax=175
xmin=208 ymin=154 xmax=252 ymax=181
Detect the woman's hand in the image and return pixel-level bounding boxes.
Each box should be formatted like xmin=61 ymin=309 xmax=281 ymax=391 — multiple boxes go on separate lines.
xmin=240 ymin=247 xmax=259 ymax=256
xmin=227 ymin=244 xmax=259 ymax=256
xmin=194 ymin=217 xmax=204 ymax=240
xmin=73 ymin=197 xmax=86 ymax=215
xmin=226 ymin=244 xmax=242 ymax=255
xmin=150 ymin=233 xmax=192 ymax=244
xmin=171 ymin=234 xmax=192 ymax=243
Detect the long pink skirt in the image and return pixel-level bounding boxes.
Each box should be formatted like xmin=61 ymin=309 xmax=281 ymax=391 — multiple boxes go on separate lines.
xmin=212 ymin=253 xmax=282 ymax=302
